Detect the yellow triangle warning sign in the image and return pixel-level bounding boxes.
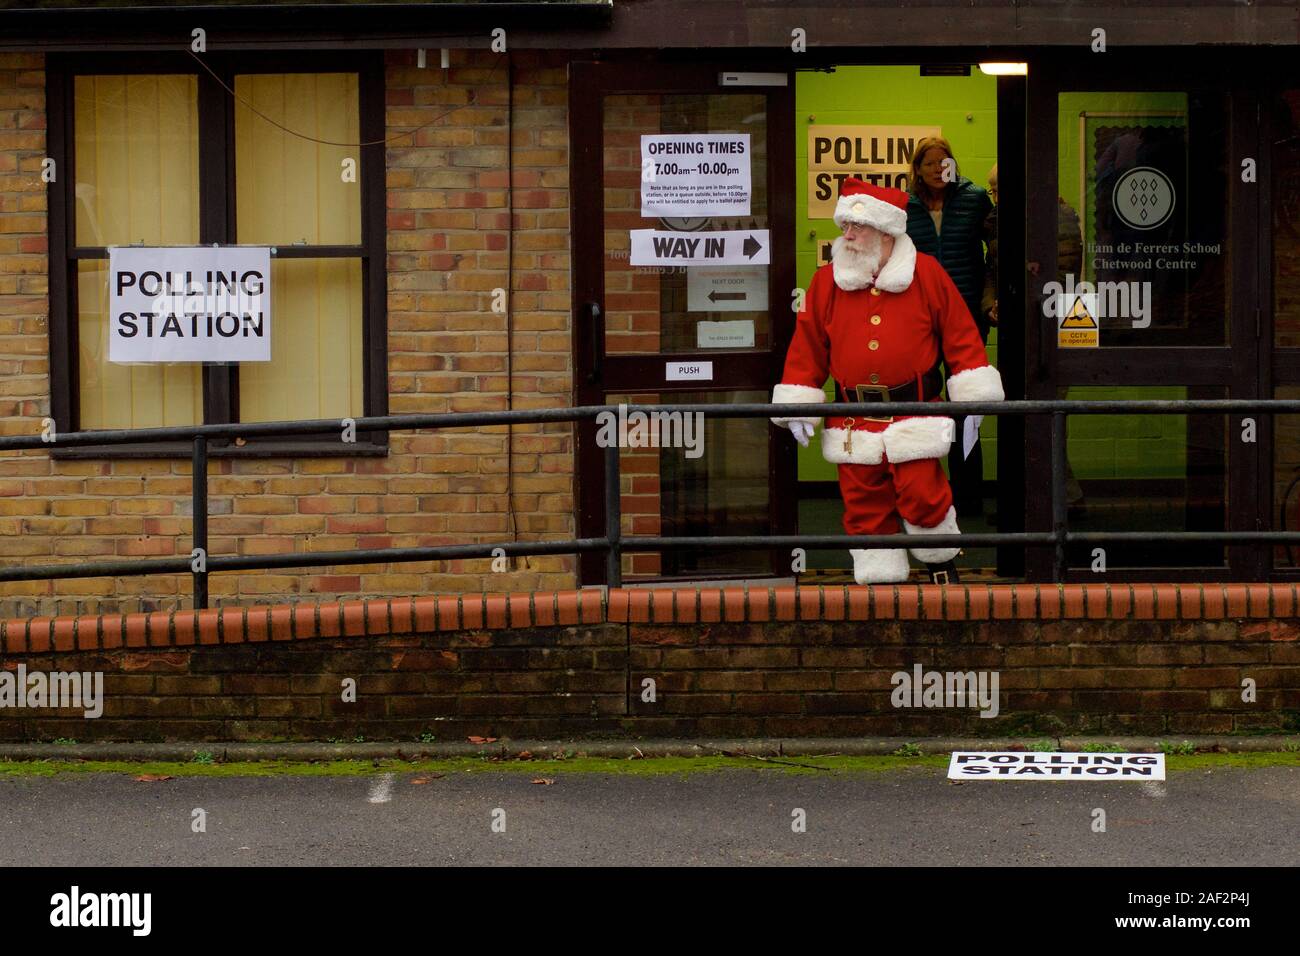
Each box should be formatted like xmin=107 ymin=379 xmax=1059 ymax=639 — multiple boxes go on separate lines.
xmin=1060 ymin=296 xmax=1098 ymax=328
xmin=1057 ymin=293 xmax=1100 ymax=348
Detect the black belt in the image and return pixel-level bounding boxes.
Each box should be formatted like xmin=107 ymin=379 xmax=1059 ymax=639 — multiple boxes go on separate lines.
xmin=834 ymin=362 xmax=945 ymax=405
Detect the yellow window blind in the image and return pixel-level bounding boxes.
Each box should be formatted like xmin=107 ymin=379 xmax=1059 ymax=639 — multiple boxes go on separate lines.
xmin=234 ymin=72 xmax=364 ymax=421
xmin=237 ymin=258 xmax=364 ymax=423
xmin=74 ymin=75 xmax=201 ymax=428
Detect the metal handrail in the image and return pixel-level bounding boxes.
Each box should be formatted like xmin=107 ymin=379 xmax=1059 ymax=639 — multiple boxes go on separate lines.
xmin=3 ymin=399 xmax=1300 ymax=603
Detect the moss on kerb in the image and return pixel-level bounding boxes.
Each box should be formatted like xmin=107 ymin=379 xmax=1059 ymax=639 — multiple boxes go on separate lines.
xmin=0 ymin=751 xmax=1297 ymax=777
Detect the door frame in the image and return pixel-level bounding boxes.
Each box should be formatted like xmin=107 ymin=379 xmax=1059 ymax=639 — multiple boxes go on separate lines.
xmin=569 ymin=58 xmax=797 ymax=586
xmin=1023 ymin=49 xmax=1264 ymax=582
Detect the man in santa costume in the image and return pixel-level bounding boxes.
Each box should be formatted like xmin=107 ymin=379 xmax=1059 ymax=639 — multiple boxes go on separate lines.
xmin=770 ymin=177 xmax=1004 ymax=584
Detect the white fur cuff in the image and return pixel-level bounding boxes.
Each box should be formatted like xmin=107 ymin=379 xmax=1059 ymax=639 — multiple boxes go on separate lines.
xmin=821 ymin=426 xmax=885 ymax=465
xmin=770 ymin=382 xmax=828 ymax=428
xmin=850 ymin=547 xmax=911 ymax=584
xmin=882 ymin=415 xmax=955 ymax=464
xmin=946 ymin=364 xmax=1005 ymax=404
xmin=902 ymin=505 xmax=961 ymax=563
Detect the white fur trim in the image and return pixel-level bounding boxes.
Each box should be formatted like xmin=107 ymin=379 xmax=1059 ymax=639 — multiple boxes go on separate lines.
xmin=850 ymin=548 xmax=911 ymax=584
xmin=833 ymin=192 xmax=907 ymax=236
xmin=831 ymin=235 xmax=880 ymax=292
xmin=902 ymin=505 xmax=961 ymax=563
xmin=946 ymin=364 xmax=1005 ymax=403
xmin=770 ymin=382 xmax=828 ymax=427
xmin=871 ymin=233 xmax=916 ymax=293
xmin=832 ymin=232 xmax=916 ymax=293
xmin=882 ymin=415 xmax=955 ymax=463
xmin=821 ymin=426 xmax=885 ymax=465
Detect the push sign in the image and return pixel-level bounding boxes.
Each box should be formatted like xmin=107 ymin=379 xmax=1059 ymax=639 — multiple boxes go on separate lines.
xmin=108 ymin=246 xmax=272 ymax=363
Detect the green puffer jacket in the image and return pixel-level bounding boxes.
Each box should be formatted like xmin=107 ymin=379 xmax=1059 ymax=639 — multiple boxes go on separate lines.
xmin=905 ymin=176 xmax=994 ymax=323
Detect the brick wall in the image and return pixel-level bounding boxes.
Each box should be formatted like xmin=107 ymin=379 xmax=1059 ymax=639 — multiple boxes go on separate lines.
xmin=1 ymin=585 xmax=1297 ymax=742
xmin=0 ymin=49 xmax=580 ymax=618
xmin=1 ymin=611 xmax=1296 ymax=743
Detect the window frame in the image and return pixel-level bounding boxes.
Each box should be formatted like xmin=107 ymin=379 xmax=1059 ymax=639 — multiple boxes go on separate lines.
xmin=47 ymin=51 xmax=389 ymax=458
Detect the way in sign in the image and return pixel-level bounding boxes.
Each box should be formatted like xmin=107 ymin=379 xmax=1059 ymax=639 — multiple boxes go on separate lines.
xmin=630 ymin=229 xmax=770 ymax=267
xmin=654 ymin=235 xmax=724 ymax=258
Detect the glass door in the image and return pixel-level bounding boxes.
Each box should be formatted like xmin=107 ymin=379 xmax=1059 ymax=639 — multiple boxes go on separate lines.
xmin=571 ymin=62 xmax=796 ymax=585
xmin=1025 ymin=55 xmax=1261 ymax=580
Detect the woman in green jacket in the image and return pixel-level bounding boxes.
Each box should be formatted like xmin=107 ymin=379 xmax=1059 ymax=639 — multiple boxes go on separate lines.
xmin=905 ymin=137 xmax=995 ymax=521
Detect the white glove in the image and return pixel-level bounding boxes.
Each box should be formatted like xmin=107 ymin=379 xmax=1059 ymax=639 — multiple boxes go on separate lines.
xmin=788 ymin=420 xmax=814 ymax=447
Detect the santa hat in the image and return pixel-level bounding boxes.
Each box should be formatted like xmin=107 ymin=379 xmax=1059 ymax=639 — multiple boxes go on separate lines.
xmin=832 ymin=177 xmax=909 ymax=237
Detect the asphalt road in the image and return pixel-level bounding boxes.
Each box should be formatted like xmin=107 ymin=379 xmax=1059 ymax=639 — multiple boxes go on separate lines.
xmin=1 ymin=765 xmax=1296 ymax=866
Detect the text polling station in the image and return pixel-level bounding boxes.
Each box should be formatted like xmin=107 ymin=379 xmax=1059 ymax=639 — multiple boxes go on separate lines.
xmin=108 ymin=246 xmax=272 ymax=363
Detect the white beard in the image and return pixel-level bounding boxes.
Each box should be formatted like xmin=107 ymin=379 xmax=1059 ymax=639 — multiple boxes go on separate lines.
xmin=831 ymin=233 xmax=884 ymax=291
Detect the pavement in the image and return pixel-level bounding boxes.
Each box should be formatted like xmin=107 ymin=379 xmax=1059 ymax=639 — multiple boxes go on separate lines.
xmin=2 ymin=763 xmax=1296 ymax=866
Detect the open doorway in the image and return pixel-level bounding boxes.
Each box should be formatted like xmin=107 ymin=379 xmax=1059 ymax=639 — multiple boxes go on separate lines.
xmin=792 ymin=64 xmax=1009 ymax=580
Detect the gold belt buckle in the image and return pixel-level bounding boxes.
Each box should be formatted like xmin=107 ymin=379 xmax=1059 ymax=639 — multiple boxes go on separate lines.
xmin=853 ymin=383 xmax=894 ymax=424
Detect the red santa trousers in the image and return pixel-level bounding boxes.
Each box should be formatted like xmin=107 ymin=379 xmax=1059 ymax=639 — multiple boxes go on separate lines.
xmin=837 ymin=456 xmax=953 ymax=536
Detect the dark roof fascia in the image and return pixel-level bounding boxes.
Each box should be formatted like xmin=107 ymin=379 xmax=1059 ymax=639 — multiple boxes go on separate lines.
xmin=0 ymin=1 xmax=613 ymax=48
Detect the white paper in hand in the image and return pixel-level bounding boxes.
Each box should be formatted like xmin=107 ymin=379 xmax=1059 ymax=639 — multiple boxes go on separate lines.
xmin=962 ymin=415 xmax=983 ymax=460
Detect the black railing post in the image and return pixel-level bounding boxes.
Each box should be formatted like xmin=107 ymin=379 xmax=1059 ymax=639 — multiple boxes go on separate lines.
xmin=604 ymin=440 xmax=622 ymax=588
xmin=192 ymin=436 xmax=208 ymax=609
xmin=1051 ymin=410 xmax=1067 ymax=582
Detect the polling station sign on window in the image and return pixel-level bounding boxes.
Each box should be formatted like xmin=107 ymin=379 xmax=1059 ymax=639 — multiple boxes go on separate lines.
xmin=640 ymin=134 xmax=751 ymax=218
xmin=108 ymin=246 xmax=272 ymax=363
xmin=807 ymin=125 xmax=941 ymax=219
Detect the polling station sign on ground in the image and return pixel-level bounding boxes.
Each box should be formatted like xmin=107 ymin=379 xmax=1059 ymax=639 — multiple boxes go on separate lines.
xmin=641 ymin=133 xmax=751 ymax=218
xmin=108 ymin=246 xmax=272 ymax=363
xmin=629 ymin=229 xmax=769 ymax=267
xmin=948 ymin=752 xmax=1167 ymax=780
xmin=807 ymin=125 xmax=941 ymax=219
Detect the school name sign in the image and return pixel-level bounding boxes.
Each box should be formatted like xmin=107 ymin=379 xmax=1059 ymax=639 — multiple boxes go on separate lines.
xmin=108 ymin=246 xmax=272 ymax=363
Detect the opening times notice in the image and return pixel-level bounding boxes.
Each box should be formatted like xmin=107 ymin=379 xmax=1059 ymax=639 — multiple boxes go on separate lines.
xmin=640 ymin=133 xmax=751 ymax=217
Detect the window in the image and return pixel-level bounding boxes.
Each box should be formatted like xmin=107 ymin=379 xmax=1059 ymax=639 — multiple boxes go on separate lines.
xmin=48 ymin=53 xmax=386 ymax=455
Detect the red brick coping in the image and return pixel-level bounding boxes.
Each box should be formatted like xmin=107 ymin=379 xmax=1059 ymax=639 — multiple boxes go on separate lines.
xmin=2 ymin=584 xmax=1297 ymax=656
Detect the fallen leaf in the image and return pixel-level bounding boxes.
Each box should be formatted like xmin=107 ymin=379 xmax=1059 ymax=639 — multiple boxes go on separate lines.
xmin=517 ymin=750 xmax=533 ymax=760
xmin=467 ymin=735 xmax=498 ymax=744
xmin=410 ymin=774 xmax=445 ymax=785
xmin=134 ymin=774 xmax=172 ymax=782
xmin=531 ymin=778 xmax=555 ymax=786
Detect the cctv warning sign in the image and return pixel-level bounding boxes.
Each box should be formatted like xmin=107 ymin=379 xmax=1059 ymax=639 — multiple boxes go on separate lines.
xmin=1056 ymin=294 xmax=1100 ymax=348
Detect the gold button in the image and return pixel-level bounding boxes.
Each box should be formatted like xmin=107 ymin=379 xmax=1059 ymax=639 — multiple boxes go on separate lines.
xmin=870 ymin=315 xmax=882 ymax=325
xmin=868 ymin=340 xmax=879 ymax=351
xmin=869 ymin=373 xmax=880 ymax=384
xmin=870 ymin=287 xmax=882 ymax=296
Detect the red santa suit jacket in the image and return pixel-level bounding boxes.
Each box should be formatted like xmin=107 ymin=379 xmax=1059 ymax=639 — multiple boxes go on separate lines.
xmin=771 ymin=233 xmax=1004 ymax=466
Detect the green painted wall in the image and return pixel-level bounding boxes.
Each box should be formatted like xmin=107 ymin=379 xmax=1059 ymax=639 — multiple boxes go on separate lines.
xmin=793 ymin=66 xmax=999 ymax=482
xmin=789 ymin=72 xmax=1191 ymax=485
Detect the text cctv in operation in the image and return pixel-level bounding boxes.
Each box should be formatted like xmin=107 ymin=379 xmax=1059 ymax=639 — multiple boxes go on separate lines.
xmin=114 ymin=269 xmax=266 ymax=339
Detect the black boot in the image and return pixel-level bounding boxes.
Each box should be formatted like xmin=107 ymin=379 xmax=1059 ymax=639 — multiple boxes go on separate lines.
xmin=925 ymin=560 xmax=960 ymax=584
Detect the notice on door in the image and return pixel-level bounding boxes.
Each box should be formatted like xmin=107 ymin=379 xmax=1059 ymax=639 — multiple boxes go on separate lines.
xmin=807 ymin=125 xmax=940 ymax=219
xmin=687 ymin=266 xmax=767 ymax=312
xmin=108 ymin=246 xmax=272 ymax=363
xmin=697 ymin=320 xmax=755 ymax=349
xmin=666 ymin=361 xmax=713 ymax=381
xmin=641 ymin=133 xmax=751 ymax=217
xmin=630 ymin=229 xmax=769 ymax=266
